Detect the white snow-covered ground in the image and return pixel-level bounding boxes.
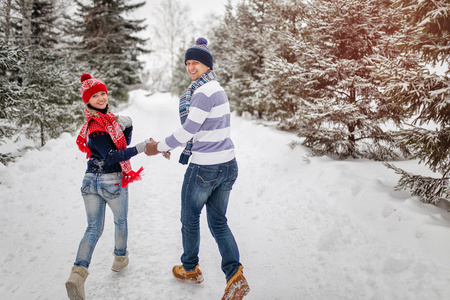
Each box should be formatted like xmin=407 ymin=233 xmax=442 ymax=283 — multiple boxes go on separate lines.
xmin=1 ymin=90 xmax=450 ymax=300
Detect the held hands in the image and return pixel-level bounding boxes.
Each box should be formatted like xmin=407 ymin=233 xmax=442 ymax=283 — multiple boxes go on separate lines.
xmin=145 ymin=138 xmax=159 ymax=156
xmin=145 ymin=138 xmax=171 ymax=160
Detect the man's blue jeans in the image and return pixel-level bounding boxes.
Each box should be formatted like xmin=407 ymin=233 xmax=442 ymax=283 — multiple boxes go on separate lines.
xmin=180 ymin=158 xmax=241 ymax=281
xmin=74 ymin=173 xmax=128 ymax=269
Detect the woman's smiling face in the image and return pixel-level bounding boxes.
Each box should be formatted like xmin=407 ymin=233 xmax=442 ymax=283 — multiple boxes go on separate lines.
xmin=88 ymin=91 xmax=108 ymax=109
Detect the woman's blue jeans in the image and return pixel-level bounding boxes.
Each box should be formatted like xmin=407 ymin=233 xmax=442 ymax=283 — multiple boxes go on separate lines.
xmin=74 ymin=173 xmax=128 ymax=269
xmin=180 ymin=158 xmax=241 ymax=281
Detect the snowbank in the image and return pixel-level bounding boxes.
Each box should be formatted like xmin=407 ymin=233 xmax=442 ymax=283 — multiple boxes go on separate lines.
xmin=1 ymin=90 xmax=450 ymax=299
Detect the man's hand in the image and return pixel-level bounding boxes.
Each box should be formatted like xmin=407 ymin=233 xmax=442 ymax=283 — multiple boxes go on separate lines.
xmin=145 ymin=138 xmax=160 ymax=156
xmin=162 ymin=151 xmax=171 ymax=160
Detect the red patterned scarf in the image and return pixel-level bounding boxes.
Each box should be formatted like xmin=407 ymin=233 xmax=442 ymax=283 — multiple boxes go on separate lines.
xmin=76 ymin=107 xmax=143 ymax=187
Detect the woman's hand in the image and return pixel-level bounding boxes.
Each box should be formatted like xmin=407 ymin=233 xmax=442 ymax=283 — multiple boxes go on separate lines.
xmin=145 ymin=138 xmax=160 ymax=156
xmin=117 ymin=115 xmax=132 ymax=130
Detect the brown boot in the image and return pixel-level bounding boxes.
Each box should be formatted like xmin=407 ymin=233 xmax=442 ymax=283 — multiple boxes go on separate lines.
xmin=65 ymin=265 xmax=88 ymax=300
xmin=221 ymin=266 xmax=250 ymax=300
xmin=172 ymin=264 xmax=204 ymax=284
xmin=111 ymin=250 xmax=129 ymax=272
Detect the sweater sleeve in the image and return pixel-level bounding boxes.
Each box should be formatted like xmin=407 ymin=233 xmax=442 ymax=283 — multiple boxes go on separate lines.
xmin=88 ymin=131 xmax=138 ymax=165
xmin=157 ymin=91 xmax=214 ymax=152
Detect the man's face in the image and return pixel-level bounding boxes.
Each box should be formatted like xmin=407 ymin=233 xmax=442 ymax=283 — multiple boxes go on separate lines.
xmin=186 ymin=60 xmax=210 ymax=81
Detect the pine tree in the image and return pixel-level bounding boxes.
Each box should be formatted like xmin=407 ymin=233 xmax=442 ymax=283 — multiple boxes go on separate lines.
xmin=379 ymin=0 xmax=450 ymax=204
xmin=255 ymin=0 xmax=309 ymax=123
xmin=0 ymin=43 xmax=25 ymax=157
xmin=19 ymin=49 xmax=83 ymax=146
xmin=170 ymin=44 xmax=193 ymax=97
xmin=210 ymin=0 xmax=269 ymax=116
xmin=1 ymin=0 xmax=85 ymax=149
xmin=30 ymin=0 xmax=59 ymax=49
xmin=24 ymin=0 xmax=84 ymax=147
xmin=264 ymin=0 xmax=409 ymax=160
xmin=67 ymin=0 xmax=149 ymax=103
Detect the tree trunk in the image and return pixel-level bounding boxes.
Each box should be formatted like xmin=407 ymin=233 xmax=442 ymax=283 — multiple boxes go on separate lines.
xmin=3 ymin=0 xmax=12 ymax=44
xmin=347 ymin=87 xmax=357 ymax=142
xmin=41 ymin=121 xmax=45 ymax=147
xmin=21 ymin=0 xmax=33 ymax=47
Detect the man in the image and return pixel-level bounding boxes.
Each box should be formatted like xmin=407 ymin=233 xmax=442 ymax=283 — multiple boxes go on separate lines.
xmin=145 ymin=37 xmax=250 ymax=300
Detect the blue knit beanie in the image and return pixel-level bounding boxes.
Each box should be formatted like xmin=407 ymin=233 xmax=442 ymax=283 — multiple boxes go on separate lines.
xmin=185 ymin=37 xmax=213 ymax=70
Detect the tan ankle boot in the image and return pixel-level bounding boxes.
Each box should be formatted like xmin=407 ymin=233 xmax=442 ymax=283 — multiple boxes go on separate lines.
xmin=172 ymin=264 xmax=204 ymax=284
xmin=65 ymin=265 xmax=88 ymax=300
xmin=222 ymin=266 xmax=250 ymax=300
xmin=111 ymin=250 xmax=129 ymax=272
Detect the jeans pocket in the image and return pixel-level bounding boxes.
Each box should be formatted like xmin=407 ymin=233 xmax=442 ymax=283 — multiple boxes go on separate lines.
xmin=81 ymin=180 xmax=91 ymax=196
xmin=196 ymin=166 xmax=221 ymax=189
xmin=100 ymin=183 xmax=122 ymax=199
xmin=223 ymin=166 xmax=238 ymax=190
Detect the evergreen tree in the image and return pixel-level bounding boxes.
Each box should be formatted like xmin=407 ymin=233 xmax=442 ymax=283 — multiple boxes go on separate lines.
xmin=1 ymin=0 xmax=84 ymax=149
xmin=170 ymin=44 xmax=193 ymax=97
xmin=264 ymin=0 xmax=409 ymax=160
xmin=30 ymin=0 xmax=59 ymax=49
xmin=24 ymin=0 xmax=84 ymax=147
xmin=67 ymin=0 xmax=149 ymax=103
xmin=19 ymin=49 xmax=82 ymax=147
xmin=379 ymin=0 xmax=450 ymax=204
xmin=254 ymin=0 xmax=308 ymax=122
xmin=0 ymin=43 xmax=25 ymax=154
xmin=210 ymin=0 xmax=269 ymax=116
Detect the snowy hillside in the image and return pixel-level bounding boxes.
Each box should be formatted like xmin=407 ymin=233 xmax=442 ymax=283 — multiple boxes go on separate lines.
xmin=1 ymin=91 xmax=450 ymax=300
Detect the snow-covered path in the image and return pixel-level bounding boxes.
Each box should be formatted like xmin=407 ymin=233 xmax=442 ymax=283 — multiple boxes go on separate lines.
xmin=2 ymin=91 xmax=450 ymax=300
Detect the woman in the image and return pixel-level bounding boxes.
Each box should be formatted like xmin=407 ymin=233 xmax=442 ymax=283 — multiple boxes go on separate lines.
xmin=65 ymin=74 xmax=149 ymax=300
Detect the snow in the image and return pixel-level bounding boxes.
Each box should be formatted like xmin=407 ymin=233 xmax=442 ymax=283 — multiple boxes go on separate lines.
xmin=2 ymin=90 xmax=450 ymax=300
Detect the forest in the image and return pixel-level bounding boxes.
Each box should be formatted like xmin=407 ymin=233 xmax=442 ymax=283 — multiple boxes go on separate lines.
xmin=1 ymin=0 xmax=449 ymax=204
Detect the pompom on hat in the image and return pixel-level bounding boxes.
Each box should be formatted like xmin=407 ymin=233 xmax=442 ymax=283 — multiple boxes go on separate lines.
xmin=185 ymin=37 xmax=213 ymax=70
xmin=80 ymin=73 xmax=108 ymax=104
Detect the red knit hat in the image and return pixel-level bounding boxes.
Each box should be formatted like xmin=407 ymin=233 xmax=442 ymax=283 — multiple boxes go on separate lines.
xmin=80 ymin=73 xmax=108 ymax=104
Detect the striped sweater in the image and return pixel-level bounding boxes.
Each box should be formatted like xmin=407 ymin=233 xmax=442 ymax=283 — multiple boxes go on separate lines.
xmin=157 ymin=80 xmax=235 ymax=165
